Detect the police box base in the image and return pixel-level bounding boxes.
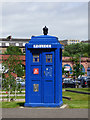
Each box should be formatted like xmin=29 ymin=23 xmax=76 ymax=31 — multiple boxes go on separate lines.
xmin=24 ymin=101 xmax=63 ymax=107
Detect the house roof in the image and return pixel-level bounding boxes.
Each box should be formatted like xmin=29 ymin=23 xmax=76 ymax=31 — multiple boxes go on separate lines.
xmin=0 ymin=38 xmax=30 ymax=42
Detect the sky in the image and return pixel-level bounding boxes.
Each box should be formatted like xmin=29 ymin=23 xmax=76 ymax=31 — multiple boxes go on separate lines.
xmin=0 ymin=2 xmax=88 ymax=41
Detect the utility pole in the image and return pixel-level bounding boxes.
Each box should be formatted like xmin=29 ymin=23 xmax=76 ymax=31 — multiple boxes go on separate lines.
xmin=80 ymin=54 xmax=81 ymax=78
xmin=9 ymin=85 xmax=10 ymax=102
xmin=80 ymin=54 xmax=81 ymax=66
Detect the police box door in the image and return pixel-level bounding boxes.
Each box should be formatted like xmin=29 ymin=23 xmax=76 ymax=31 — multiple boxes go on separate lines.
xmin=31 ymin=50 xmax=55 ymax=103
xmin=42 ymin=51 xmax=54 ymax=103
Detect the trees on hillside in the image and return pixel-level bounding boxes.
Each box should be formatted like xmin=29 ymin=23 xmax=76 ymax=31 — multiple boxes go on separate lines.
xmin=62 ymin=43 xmax=89 ymax=57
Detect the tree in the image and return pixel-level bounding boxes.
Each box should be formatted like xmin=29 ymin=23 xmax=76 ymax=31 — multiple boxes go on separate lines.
xmin=4 ymin=45 xmax=23 ymax=55
xmin=62 ymin=66 xmax=65 ymax=75
xmin=2 ymin=72 xmax=16 ymax=101
xmin=2 ymin=46 xmax=25 ymax=101
xmin=70 ymin=56 xmax=85 ymax=80
xmin=62 ymin=51 xmax=70 ymax=57
xmin=63 ymin=43 xmax=89 ymax=57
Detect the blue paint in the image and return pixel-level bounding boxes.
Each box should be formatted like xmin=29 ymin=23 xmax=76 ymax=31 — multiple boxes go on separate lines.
xmin=24 ymin=34 xmax=63 ymax=107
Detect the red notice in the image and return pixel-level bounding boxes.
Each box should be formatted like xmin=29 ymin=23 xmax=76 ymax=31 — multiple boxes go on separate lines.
xmin=33 ymin=68 xmax=39 ymax=74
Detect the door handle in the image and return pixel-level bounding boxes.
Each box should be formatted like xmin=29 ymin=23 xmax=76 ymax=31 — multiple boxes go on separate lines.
xmin=44 ymin=71 xmax=45 ymax=75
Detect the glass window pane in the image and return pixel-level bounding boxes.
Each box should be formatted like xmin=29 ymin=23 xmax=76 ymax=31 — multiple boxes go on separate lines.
xmin=46 ymin=54 xmax=52 ymax=63
xmin=33 ymin=54 xmax=39 ymax=62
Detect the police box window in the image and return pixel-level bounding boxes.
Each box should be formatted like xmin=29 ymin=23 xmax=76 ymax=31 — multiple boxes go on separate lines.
xmin=33 ymin=54 xmax=39 ymax=62
xmin=46 ymin=54 xmax=52 ymax=63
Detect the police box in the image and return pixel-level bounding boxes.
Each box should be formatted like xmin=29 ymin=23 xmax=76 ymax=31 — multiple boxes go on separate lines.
xmin=24 ymin=27 xmax=63 ymax=107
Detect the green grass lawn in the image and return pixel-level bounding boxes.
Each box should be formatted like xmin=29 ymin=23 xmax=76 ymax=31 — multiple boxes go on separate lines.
xmin=63 ymin=90 xmax=89 ymax=108
xmin=2 ymin=102 xmax=24 ymax=108
xmin=63 ymin=88 xmax=90 ymax=108
xmin=1 ymin=88 xmax=90 ymax=108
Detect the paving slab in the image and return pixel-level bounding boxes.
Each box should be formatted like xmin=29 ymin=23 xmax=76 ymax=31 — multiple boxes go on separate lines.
xmin=2 ymin=108 xmax=88 ymax=118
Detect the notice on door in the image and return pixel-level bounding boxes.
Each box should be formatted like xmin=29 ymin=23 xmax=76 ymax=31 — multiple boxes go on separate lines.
xmin=33 ymin=68 xmax=39 ymax=74
xmin=33 ymin=84 xmax=39 ymax=92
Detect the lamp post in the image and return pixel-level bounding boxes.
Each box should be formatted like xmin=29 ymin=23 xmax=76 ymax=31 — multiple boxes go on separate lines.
xmin=80 ymin=54 xmax=82 ymax=77
xmin=80 ymin=54 xmax=81 ymax=69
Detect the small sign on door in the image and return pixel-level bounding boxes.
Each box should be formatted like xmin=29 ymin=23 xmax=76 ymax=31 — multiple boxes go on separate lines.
xmin=33 ymin=84 xmax=39 ymax=92
xmin=33 ymin=68 xmax=39 ymax=74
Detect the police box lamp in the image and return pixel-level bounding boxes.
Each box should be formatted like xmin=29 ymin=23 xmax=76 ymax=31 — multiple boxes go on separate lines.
xmin=24 ymin=27 xmax=63 ymax=107
xmin=43 ymin=26 xmax=48 ymax=35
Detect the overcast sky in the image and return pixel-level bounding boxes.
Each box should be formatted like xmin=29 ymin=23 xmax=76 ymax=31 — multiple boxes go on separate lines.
xmin=0 ymin=2 xmax=88 ymax=41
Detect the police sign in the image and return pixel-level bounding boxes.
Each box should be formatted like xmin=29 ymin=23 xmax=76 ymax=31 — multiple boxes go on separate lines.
xmin=33 ymin=44 xmax=51 ymax=48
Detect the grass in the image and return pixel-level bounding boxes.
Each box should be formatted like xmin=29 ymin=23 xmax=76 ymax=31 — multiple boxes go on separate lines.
xmin=2 ymin=102 xmax=25 ymax=108
xmin=63 ymin=100 xmax=89 ymax=108
xmin=63 ymin=89 xmax=89 ymax=108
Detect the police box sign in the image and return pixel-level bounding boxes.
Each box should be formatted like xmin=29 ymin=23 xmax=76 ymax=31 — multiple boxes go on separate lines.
xmin=33 ymin=44 xmax=51 ymax=48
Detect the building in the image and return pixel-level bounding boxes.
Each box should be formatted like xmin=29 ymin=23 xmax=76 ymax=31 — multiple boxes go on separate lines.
xmin=1 ymin=55 xmax=89 ymax=77
xmin=81 ymin=40 xmax=90 ymax=44
xmin=0 ymin=36 xmax=30 ymax=54
xmin=60 ymin=39 xmax=80 ymax=45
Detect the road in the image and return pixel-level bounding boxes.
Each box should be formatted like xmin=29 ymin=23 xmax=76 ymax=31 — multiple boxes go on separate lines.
xmin=1 ymin=108 xmax=89 ymax=118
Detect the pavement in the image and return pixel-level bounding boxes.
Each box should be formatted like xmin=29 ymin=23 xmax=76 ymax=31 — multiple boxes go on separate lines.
xmin=1 ymin=108 xmax=89 ymax=118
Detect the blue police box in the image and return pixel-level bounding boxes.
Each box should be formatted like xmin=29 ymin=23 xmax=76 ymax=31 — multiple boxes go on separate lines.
xmin=24 ymin=26 xmax=63 ymax=107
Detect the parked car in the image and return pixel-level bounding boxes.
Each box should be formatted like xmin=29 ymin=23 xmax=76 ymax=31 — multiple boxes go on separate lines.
xmin=16 ymin=77 xmax=25 ymax=87
xmin=74 ymin=80 xmax=81 ymax=85
xmin=62 ymin=78 xmax=75 ymax=88
xmin=86 ymin=76 xmax=90 ymax=88
xmin=62 ymin=77 xmax=65 ymax=81
xmin=79 ymin=76 xmax=89 ymax=88
xmin=16 ymin=77 xmax=22 ymax=81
